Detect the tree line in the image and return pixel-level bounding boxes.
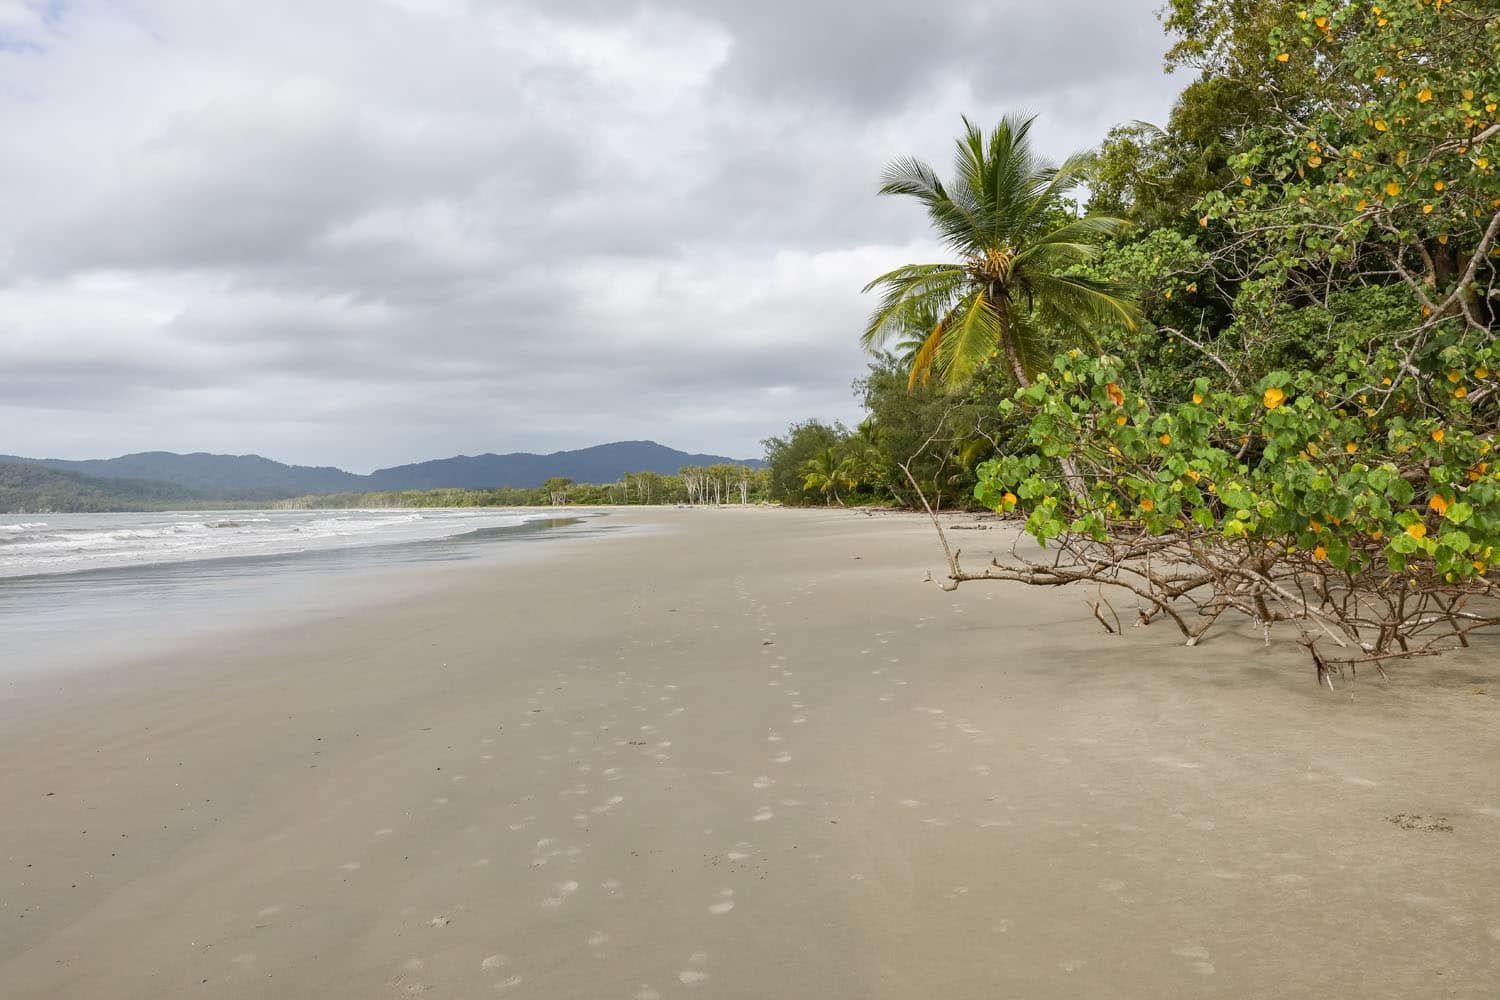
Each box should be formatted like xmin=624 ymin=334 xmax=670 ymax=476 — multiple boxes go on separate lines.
xmin=273 ymin=465 xmax=772 ymax=509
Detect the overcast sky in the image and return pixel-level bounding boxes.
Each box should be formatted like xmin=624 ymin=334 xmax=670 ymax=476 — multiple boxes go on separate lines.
xmin=1 ymin=0 xmax=1183 ymax=471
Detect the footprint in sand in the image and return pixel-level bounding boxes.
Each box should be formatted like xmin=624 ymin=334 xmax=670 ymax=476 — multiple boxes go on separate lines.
xmin=708 ymin=889 xmax=735 ymax=915
xmin=1172 ymin=945 xmax=1216 ymax=975
xmin=752 ymin=776 xmax=773 ymax=790
xmin=634 ymin=989 xmax=662 ymax=1000
xmin=493 ymin=974 xmax=524 ymax=990
xmin=541 ymin=880 xmax=581 ymax=908
xmin=588 ymin=931 xmax=611 ymax=947
xmin=753 ymin=807 xmax=774 ymax=822
xmin=773 ymin=753 xmax=792 ymax=765
xmin=481 ymin=955 xmax=508 ymax=971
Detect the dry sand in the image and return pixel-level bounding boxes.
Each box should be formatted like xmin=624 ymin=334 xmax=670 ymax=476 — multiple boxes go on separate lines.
xmin=2 ymin=507 xmax=1499 ymax=998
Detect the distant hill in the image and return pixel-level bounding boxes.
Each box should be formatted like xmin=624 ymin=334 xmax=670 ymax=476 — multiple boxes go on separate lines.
xmin=0 ymin=441 xmax=762 ymax=507
xmin=0 ymin=451 xmax=368 ymax=501
xmin=367 ymin=441 xmax=759 ymax=490
xmin=0 ymin=462 xmax=209 ymax=513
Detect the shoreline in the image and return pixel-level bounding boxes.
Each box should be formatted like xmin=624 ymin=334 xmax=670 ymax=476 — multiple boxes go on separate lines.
xmin=3 ymin=508 xmax=1497 ymax=998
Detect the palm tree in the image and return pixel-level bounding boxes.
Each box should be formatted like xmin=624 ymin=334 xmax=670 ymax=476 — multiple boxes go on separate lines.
xmin=801 ymin=448 xmax=858 ymax=506
xmin=862 ymin=115 xmax=1141 ymax=391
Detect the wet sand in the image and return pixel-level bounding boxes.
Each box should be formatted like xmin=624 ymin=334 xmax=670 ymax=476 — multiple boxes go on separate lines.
xmin=3 ymin=507 xmax=1499 ymax=998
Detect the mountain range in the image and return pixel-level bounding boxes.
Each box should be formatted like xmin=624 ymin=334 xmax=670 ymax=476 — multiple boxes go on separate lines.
xmin=0 ymin=440 xmax=762 ymax=509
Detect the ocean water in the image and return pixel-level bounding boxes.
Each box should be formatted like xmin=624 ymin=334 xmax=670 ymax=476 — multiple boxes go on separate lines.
xmin=0 ymin=508 xmax=607 ymax=677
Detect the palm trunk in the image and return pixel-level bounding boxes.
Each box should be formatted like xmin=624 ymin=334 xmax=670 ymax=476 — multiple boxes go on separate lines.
xmin=1002 ymin=331 xmax=1086 ymax=499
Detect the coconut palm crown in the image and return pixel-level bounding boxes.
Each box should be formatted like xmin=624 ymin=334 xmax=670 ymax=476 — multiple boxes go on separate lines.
xmin=862 ymin=114 xmax=1142 ymax=390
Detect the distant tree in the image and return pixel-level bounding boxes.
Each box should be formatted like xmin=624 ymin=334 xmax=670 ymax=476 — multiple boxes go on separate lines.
xmin=762 ymin=420 xmax=847 ymax=505
xmin=800 ymin=448 xmax=858 ymax=506
xmin=542 ymin=477 xmax=573 ymax=505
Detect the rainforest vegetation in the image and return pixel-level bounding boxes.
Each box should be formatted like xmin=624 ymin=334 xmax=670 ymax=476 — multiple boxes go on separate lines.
xmin=765 ymin=0 xmax=1500 ymax=672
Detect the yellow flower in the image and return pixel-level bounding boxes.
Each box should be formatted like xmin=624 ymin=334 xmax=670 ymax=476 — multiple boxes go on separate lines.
xmin=1456 ymin=387 xmax=1469 ymax=398
xmin=1448 ymin=370 xmax=1462 ymax=383
xmin=1434 ymin=180 xmax=1446 ymax=191
xmin=1140 ymin=499 xmax=1155 ymax=512
xmin=1242 ymin=175 xmax=1253 ymax=186
xmin=1418 ymin=88 xmax=1433 ymax=103
xmin=1276 ymin=53 xmax=1290 ymax=63
xmin=1115 ymin=415 xmax=1127 ymax=426
xmin=1385 ymin=180 xmax=1401 ymax=197
xmin=1308 ymin=155 xmax=1323 ymax=167
xmin=1374 ymin=119 xmax=1389 ymax=132
xmin=1314 ymin=15 xmax=1327 ymax=28
xmin=1407 ymin=522 xmax=1427 ymax=540
xmin=1159 ymin=433 xmax=1172 ymax=446
xmin=1184 ymin=469 xmax=1201 ymax=483
xmin=1313 ymin=546 xmax=1327 ymax=561
xmin=1001 ymin=492 xmax=1017 ymax=507
xmin=1263 ymin=386 xmax=1287 ymax=409
xmin=1192 ymin=392 xmax=1204 ymax=404
xmin=1429 ymin=495 xmax=1449 ymax=516
xmin=1432 ymin=428 xmax=1446 ymax=443
xmin=1375 ymin=67 xmax=1389 ymax=79
xmin=1345 ymin=442 xmax=1358 ymax=454
xmin=1476 ymin=367 xmax=1490 ymax=379
xmin=1423 ymin=204 xmax=1434 ymax=214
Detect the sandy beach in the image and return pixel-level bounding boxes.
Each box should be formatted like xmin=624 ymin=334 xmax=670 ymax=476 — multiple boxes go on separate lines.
xmin=3 ymin=507 xmax=1499 ymax=998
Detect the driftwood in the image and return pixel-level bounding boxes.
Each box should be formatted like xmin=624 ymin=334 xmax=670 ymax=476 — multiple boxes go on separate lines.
xmin=901 ymin=445 xmax=1499 ymax=686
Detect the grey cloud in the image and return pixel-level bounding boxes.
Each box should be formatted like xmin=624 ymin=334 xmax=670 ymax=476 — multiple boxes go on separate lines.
xmin=0 ymin=0 xmax=1180 ymax=469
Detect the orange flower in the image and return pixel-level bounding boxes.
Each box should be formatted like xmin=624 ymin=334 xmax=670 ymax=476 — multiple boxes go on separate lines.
xmin=1192 ymin=392 xmax=1204 ymax=404
xmin=1263 ymin=386 xmax=1287 ymax=409
xmin=1276 ymin=53 xmax=1290 ymax=63
xmin=1313 ymin=546 xmax=1328 ymax=561
xmin=1158 ymin=433 xmax=1172 ymax=446
xmin=1105 ymin=382 xmax=1124 ymax=406
xmin=1431 ymin=428 xmax=1445 ymax=443
xmin=1139 ymin=499 xmax=1155 ymax=512
xmin=1345 ymin=442 xmax=1358 ymax=454
xmin=1429 ymin=495 xmax=1449 ymax=516
xmin=1001 ymin=492 xmax=1018 ymax=507
xmin=1115 ymin=415 xmax=1127 ymax=426
xmin=1406 ymin=523 xmax=1427 ymax=540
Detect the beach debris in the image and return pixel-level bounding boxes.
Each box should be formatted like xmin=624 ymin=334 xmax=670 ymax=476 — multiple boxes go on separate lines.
xmin=1386 ymin=813 xmax=1453 ymax=833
